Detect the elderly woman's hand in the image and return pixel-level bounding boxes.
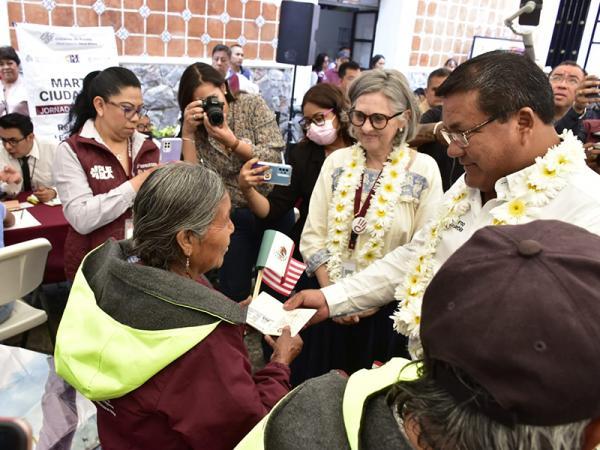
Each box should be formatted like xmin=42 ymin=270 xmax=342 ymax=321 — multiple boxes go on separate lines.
xmin=239 ymin=158 xmax=269 ymax=193
xmin=265 ymin=326 xmax=303 ymax=366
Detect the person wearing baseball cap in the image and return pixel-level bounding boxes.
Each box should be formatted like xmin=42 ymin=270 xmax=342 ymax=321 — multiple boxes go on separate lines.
xmin=237 ymin=220 xmax=600 ymax=449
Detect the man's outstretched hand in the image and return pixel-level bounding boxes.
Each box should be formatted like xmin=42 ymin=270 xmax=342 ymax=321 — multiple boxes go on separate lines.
xmin=284 ymin=289 xmax=330 ymax=326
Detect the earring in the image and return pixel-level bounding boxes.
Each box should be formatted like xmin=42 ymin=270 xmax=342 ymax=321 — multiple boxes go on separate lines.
xmin=185 ymin=255 xmax=192 ymax=278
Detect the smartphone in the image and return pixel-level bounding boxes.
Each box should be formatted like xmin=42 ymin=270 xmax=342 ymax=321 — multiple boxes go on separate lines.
xmin=0 ymin=418 xmax=32 ymax=450
xmin=159 ymin=138 xmax=183 ymax=163
xmin=252 ymin=161 xmax=293 ymax=186
xmin=518 ymin=0 xmax=542 ymax=26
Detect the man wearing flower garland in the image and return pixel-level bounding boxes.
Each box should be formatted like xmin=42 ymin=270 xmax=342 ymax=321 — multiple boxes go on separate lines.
xmin=285 ymin=50 xmax=600 ymax=356
xmin=239 ymin=220 xmax=600 ymax=450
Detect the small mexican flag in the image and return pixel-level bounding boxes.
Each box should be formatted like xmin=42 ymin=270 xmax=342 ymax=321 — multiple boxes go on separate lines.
xmin=256 ymin=230 xmax=306 ymax=296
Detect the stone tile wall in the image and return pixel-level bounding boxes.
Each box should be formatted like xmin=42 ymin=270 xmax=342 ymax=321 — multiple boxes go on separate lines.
xmin=410 ymin=0 xmax=518 ymax=67
xmin=8 ymin=0 xmax=280 ymax=60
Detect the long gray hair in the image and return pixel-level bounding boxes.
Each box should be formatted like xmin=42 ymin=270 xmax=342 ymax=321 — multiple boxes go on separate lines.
xmin=388 ymin=362 xmax=589 ymax=450
xmin=131 ymin=163 xmax=226 ymax=270
xmin=348 ymin=69 xmax=420 ymax=146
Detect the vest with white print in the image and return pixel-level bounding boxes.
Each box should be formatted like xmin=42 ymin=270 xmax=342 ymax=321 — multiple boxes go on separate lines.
xmin=63 ymin=134 xmax=159 ymax=280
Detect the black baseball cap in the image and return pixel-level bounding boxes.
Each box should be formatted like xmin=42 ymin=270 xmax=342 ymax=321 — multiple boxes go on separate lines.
xmin=421 ymin=220 xmax=600 ymax=426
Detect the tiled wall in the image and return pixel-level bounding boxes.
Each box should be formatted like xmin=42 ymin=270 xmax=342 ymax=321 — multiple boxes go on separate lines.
xmin=410 ymin=0 xmax=518 ymax=67
xmin=7 ymin=0 xmax=281 ymax=60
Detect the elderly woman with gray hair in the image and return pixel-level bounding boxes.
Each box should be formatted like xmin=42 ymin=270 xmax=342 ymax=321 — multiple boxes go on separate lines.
xmin=298 ymin=69 xmax=442 ymax=380
xmin=54 ymin=163 xmax=302 ymax=450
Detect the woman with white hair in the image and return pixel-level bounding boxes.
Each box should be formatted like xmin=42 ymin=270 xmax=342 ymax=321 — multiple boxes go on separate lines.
xmin=298 ymin=69 xmax=442 ymax=380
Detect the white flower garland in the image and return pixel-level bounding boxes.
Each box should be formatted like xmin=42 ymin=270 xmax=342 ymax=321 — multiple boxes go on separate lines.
xmin=325 ymin=143 xmax=411 ymax=282
xmin=391 ymin=131 xmax=586 ymax=358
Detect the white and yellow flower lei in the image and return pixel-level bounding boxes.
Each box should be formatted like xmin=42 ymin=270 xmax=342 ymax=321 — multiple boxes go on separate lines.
xmin=325 ymin=143 xmax=411 ymax=282
xmin=391 ymin=130 xmax=586 ymax=357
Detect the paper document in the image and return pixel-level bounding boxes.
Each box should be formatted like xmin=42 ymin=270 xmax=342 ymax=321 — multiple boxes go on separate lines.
xmin=5 ymin=209 xmax=42 ymax=230
xmin=247 ymin=292 xmax=316 ymax=337
xmin=43 ymin=197 xmax=62 ymax=206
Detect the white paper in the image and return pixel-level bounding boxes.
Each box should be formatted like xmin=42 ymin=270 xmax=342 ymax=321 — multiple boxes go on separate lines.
xmin=18 ymin=202 xmax=35 ymax=209
xmin=5 ymin=209 xmax=42 ymax=230
xmin=43 ymin=197 xmax=62 ymax=206
xmin=247 ymin=292 xmax=316 ymax=337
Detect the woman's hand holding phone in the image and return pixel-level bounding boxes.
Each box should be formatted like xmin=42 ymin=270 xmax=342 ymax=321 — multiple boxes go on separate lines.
xmin=239 ymin=158 xmax=269 ymax=192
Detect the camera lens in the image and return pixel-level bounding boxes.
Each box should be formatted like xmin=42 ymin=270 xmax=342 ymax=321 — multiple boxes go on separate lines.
xmin=206 ymin=108 xmax=224 ymax=126
xmin=203 ymin=96 xmax=225 ymax=126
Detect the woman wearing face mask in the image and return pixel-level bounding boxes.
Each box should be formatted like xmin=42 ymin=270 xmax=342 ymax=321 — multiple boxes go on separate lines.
xmin=239 ymin=83 xmax=353 ymax=260
xmin=294 ymin=69 xmax=443 ymax=383
xmin=179 ymin=62 xmax=284 ymax=302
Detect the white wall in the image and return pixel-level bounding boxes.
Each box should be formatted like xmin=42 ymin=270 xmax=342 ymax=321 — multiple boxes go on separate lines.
xmin=373 ymin=0 xmax=418 ymax=72
xmin=529 ymin=0 xmax=561 ymax=68
xmin=578 ymin=0 xmax=600 ymax=73
xmin=0 ymin=0 xmax=10 ymax=46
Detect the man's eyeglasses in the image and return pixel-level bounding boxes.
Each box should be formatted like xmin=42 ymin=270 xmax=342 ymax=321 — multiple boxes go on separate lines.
xmin=107 ymin=101 xmax=148 ymax=120
xmin=1 ymin=136 xmax=27 ymax=146
xmin=299 ymin=108 xmax=334 ymax=130
xmin=548 ymin=74 xmax=581 ymax=87
xmin=349 ymin=110 xmax=404 ymax=130
xmin=440 ymin=117 xmax=496 ymax=148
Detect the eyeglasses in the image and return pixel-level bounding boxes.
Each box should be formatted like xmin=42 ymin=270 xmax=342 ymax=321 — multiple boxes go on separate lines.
xmin=440 ymin=117 xmax=496 ymax=148
xmin=299 ymin=108 xmax=334 ymax=130
xmin=136 ymin=123 xmax=152 ymax=132
xmin=107 ymin=101 xmax=148 ymax=120
xmin=349 ymin=110 xmax=404 ymax=130
xmin=1 ymin=136 xmax=27 ymax=146
xmin=548 ymin=74 xmax=581 ymax=87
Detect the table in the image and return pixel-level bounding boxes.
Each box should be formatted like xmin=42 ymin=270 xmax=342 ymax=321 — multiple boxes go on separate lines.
xmin=4 ymin=192 xmax=69 ymax=283
xmin=0 ymin=344 xmax=99 ymax=450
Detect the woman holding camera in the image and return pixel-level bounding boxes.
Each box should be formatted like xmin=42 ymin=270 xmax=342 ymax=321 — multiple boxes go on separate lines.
xmin=179 ymin=62 xmax=284 ymax=301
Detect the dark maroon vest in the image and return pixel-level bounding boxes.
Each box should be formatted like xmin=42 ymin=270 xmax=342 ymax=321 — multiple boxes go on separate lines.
xmin=63 ymin=134 xmax=159 ymax=280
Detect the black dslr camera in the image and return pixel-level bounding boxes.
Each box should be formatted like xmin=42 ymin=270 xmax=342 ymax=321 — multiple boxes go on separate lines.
xmin=201 ymin=95 xmax=225 ymax=126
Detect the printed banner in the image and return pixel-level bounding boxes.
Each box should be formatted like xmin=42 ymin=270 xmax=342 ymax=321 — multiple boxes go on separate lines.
xmin=15 ymin=23 xmax=119 ymax=141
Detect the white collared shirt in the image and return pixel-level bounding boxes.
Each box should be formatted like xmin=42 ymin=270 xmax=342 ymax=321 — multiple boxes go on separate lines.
xmin=0 ymin=136 xmax=58 ymax=195
xmin=1 ymin=76 xmax=29 ymax=116
xmin=322 ymin=162 xmax=600 ymax=316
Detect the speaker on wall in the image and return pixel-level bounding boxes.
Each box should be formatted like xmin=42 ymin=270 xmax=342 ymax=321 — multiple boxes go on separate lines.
xmin=276 ymin=0 xmax=320 ymax=66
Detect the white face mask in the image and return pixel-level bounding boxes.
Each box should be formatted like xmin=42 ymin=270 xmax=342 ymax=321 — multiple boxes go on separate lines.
xmin=306 ymin=119 xmax=338 ymax=146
